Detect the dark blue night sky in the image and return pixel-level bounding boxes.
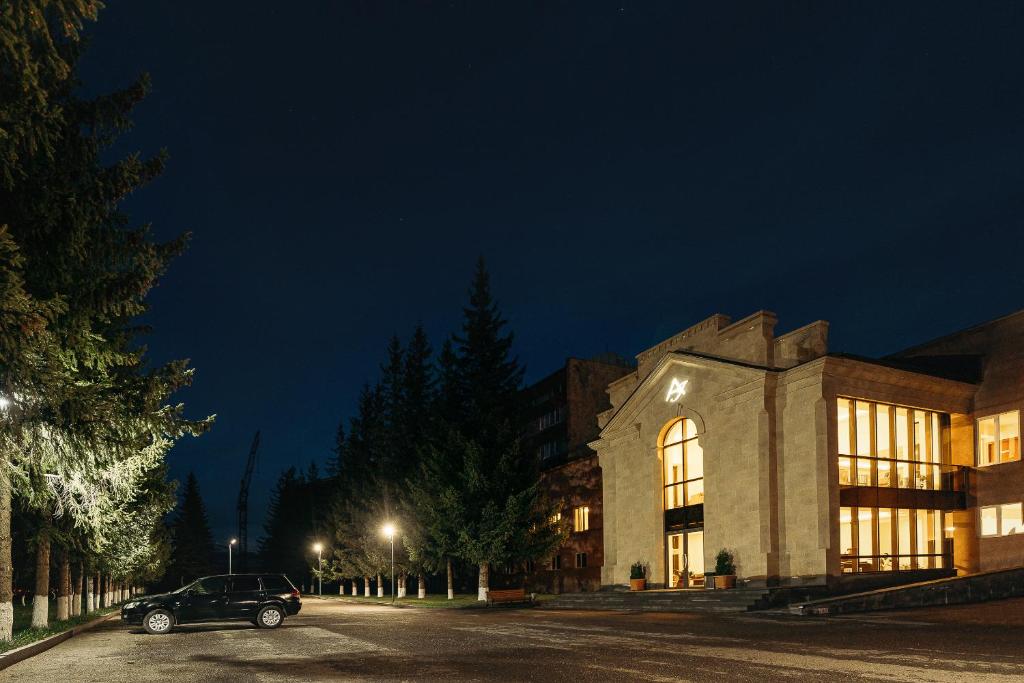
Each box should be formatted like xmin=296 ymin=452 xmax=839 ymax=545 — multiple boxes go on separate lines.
xmin=77 ymin=2 xmax=1024 ymax=540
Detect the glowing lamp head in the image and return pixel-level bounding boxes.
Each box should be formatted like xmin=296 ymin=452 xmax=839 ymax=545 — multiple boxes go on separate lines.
xmin=313 ymin=543 xmax=323 ymax=553
xmin=230 ymin=538 xmax=237 ymax=545
xmin=382 ymin=523 xmax=396 ymax=539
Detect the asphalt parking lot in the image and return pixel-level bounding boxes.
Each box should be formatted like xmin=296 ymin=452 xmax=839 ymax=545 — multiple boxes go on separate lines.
xmin=3 ymin=597 xmax=1024 ymax=682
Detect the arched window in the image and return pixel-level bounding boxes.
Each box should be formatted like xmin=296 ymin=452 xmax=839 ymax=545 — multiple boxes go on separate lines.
xmin=662 ymin=418 xmax=704 ymax=510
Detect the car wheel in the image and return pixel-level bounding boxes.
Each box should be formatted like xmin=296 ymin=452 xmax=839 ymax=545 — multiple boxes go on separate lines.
xmin=143 ymin=609 xmax=174 ymax=635
xmin=256 ymin=605 xmax=284 ymax=629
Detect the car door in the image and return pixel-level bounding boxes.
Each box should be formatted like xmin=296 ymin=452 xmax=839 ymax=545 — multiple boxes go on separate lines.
xmin=180 ymin=576 xmax=229 ymax=622
xmin=225 ymin=575 xmax=262 ymax=619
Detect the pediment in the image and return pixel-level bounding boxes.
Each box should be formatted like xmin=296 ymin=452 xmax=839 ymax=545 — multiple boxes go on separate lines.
xmin=598 ymin=351 xmax=767 ymax=439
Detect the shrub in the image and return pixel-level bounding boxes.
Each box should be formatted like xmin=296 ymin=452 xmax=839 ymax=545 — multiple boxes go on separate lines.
xmin=629 ymin=561 xmax=647 ymax=580
xmin=714 ymin=549 xmax=736 ymax=576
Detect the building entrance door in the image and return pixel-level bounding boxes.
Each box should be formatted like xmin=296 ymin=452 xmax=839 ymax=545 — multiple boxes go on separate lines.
xmin=667 ymin=529 xmax=705 ymax=588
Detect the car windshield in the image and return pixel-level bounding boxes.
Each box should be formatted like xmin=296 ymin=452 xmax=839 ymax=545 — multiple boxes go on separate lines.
xmin=172 ymin=580 xmax=198 ymax=594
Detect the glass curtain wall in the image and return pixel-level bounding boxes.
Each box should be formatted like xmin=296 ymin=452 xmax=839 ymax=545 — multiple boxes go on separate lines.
xmin=837 ymin=398 xmax=948 ymax=490
xmin=840 ymin=507 xmax=944 ymax=572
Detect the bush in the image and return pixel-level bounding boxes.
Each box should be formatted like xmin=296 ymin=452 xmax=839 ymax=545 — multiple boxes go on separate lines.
xmin=714 ymin=549 xmax=735 ymax=576
xmin=629 ymin=561 xmax=647 ymax=580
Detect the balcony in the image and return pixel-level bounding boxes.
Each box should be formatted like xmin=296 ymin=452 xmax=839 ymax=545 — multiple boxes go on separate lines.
xmin=838 ymin=456 xmax=971 ymax=510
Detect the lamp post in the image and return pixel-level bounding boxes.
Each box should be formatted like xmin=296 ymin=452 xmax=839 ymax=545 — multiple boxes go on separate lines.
xmin=313 ymin=543 xmax=323 ymax=596
xmin=228 ymin=538 xmax=237 ymax=575
xmin=382 ymin=523 xmax=396 ymax=604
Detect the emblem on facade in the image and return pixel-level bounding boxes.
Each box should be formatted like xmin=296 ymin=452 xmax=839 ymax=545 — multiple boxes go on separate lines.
xmin=665 ymin=378 xmax=688 ymax=403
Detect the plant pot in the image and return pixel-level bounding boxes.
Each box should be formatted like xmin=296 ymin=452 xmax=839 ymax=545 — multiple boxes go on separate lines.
xmin=629 ymin=578 xmax=646 ymax=591
xmin=713 ymin=574 xmax=736 ymax=589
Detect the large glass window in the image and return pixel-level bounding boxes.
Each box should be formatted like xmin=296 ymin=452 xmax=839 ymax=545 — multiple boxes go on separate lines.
xmin=977 ymin=411 xmax=1020 ymax=466
xmin=980 ymin=503 xmax=1024 ymax=537
xmin=841 ymin=506 xmax=945 ymax=573
xmin=836 ymin=398 xmax=948 ymax=490
xmin=663 ymin=418 xmax=703 ymax=510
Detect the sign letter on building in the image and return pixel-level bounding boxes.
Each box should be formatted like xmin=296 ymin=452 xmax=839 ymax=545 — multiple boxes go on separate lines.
xmin=665 ymin=378 xmax=688 ymax=403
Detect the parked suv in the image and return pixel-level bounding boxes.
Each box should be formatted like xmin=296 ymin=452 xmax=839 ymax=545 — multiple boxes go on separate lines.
xmin=121 ymin=573 xmax=302 ymax=634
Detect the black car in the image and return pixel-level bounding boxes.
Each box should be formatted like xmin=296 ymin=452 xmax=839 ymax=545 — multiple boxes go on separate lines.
xmin=121 ymin=573 xmax=302 ymax=634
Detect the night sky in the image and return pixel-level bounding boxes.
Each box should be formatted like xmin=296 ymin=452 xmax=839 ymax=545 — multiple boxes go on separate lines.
xmin=77 ymin=2 xmax=1024 ymax=541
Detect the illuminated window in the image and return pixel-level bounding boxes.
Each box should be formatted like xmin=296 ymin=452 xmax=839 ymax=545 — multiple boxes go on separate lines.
xmin=980 ymin=503 xmax=1024 ymax=537
xmin=836 ymin=398 xmax=947 ymax=491
xmin=662 ymin=418 xmax=703 ymax=510
xmin=977 ymin=411 xmax=1020 ymax=466
xmin=841 ymin=506 xmax=945 ymax=573
xmin=573 ymin=506 xmax=590 ymax=532
xmin=575 ymin=552 xmax=587 ymax=568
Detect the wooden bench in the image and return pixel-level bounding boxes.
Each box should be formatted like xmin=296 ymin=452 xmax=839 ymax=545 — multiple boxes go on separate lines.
xmin=486 ymin=588 xmax=533 ymax=607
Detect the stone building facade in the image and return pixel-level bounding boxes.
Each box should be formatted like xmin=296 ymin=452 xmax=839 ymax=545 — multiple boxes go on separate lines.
xmin=593 ymin=310 xmax=1023 ymax=591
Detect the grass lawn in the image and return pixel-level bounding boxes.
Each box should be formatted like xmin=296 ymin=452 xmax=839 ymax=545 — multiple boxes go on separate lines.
xmin=2 ymin=601 xmax=117 ymax=655
xmin=317 ymin=592 xmax=556 ymax=609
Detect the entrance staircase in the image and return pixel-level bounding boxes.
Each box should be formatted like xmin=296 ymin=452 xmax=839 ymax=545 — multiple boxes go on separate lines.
xmin=542 ymin=588 xmax=770 ymax=613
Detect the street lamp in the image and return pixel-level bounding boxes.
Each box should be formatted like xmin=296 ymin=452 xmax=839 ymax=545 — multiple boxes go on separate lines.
xmin=382 ymin=523 xmax=396 ymax=603
xmin=313 ymin=543 xmax=323 ymax=596
xmin=228 ymin=538 xmax=237 ymax=575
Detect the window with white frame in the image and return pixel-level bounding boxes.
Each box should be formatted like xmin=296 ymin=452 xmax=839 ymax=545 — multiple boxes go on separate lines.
xmin=980 ymin=503 xmax=1024 ymax=537
xmin=573 ymin=505 xmax=589 ymax=532
xmin=977 ymin=411 xmax=1020 ymax=466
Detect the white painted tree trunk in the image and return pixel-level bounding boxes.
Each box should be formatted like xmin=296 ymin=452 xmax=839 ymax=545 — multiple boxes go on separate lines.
xmin=363 ymin=576 xmax=370 ymax=597
xmin=447 ymin=557 xmax=454 ymax=600
xmin=0 ymin=603 xmax=11 ymax=642
xmin=32 ymin=532 xmax=50 ymax=628
xmin=397 ymin=575 xmax=406 ymax=599
xmin=350 ymin=580 xmax=358 ymax=596
xmin=339 ymin=583 xmax=343 ymax=595
xmin=376 ymin=574 xmax=383 ymax=597
xmin=477 ymin=562 xmax=489 ymax=601
xmin=87 ymin=586 xmax=94 ymax=613
xmin=418 ymin=572 xmax=426 ymax=599
xmin=31 ymin=595 xmax=48 ymax=628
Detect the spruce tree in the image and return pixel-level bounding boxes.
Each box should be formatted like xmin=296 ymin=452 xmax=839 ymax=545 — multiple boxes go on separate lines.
xmin=167 ymin=474 xmax=216 ymax=586
xmin=0 ymin=2 xmax=211 ymax=639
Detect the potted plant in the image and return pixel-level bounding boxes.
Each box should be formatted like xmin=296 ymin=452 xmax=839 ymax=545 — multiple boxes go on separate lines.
xmin=629 ymin=561 xmax=647 ymax=591
xmin=713 ymin=549 xmax=736 ymax=589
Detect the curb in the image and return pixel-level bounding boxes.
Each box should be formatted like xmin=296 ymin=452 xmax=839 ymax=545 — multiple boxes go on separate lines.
xmin=0 ymin=611 xmax=118 ymax=672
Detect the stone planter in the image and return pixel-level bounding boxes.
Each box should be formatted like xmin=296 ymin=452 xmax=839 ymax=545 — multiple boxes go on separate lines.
xmin=713 ymin=574 xmax=736 ymax=589
xmin=629 ymin=578 xmax=647 ymax=591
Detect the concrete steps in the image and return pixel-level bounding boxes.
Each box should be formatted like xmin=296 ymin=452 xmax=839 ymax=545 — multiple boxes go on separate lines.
xmin=542 ymin=588 xmax=770 ymax=613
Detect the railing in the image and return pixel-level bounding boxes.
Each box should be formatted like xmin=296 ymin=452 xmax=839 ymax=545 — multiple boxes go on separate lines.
xmin=838 ymin=455 xmax=970 ymax=493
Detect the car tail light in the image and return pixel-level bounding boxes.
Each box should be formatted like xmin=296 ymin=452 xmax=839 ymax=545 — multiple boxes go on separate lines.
xmin=290 ymin=589 xmax=300 ymax=598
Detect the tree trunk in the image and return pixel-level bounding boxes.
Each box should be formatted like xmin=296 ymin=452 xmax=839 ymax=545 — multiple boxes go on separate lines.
xmin=418 ymin=572 xmax=426 ymax=599
xmin=71 ymin=562 xmax=80 ymax=617
xmin=0 ymin=464 xmax=13 ymax=642
xmin=477 ymin=562 xmax=489 ymax=602
xmin=56 ymin=551 xmax=70 ymax=620
xmin=397 ymin=573 xmax=407 ymax=599
xmin=350 ymin=579 xmax=357 ymax=596
xmin=447 ymin=558 xmax=454 ymax=600
xmin=32 ymin=529 xmax=50 ymax=628
xmin=376 ymin=573 xmax=383 ymax=598
xmin=363 ymin=575 xmax=370 ymax=597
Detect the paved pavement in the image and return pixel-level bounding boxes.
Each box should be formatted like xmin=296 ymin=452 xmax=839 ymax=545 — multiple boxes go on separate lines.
xmin=3 ymin=597 xmax=1024 ymax=681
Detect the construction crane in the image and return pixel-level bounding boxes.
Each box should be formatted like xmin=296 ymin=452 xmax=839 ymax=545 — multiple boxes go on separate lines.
xmin=236 ymin=430 xmax=261 ymax=572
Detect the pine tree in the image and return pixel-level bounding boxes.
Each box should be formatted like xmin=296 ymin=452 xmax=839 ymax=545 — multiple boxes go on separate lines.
xmin=167 ymin=474 xmax=216 ymax=586
xmin=0 ymin=2 xmax=211 ymax=640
